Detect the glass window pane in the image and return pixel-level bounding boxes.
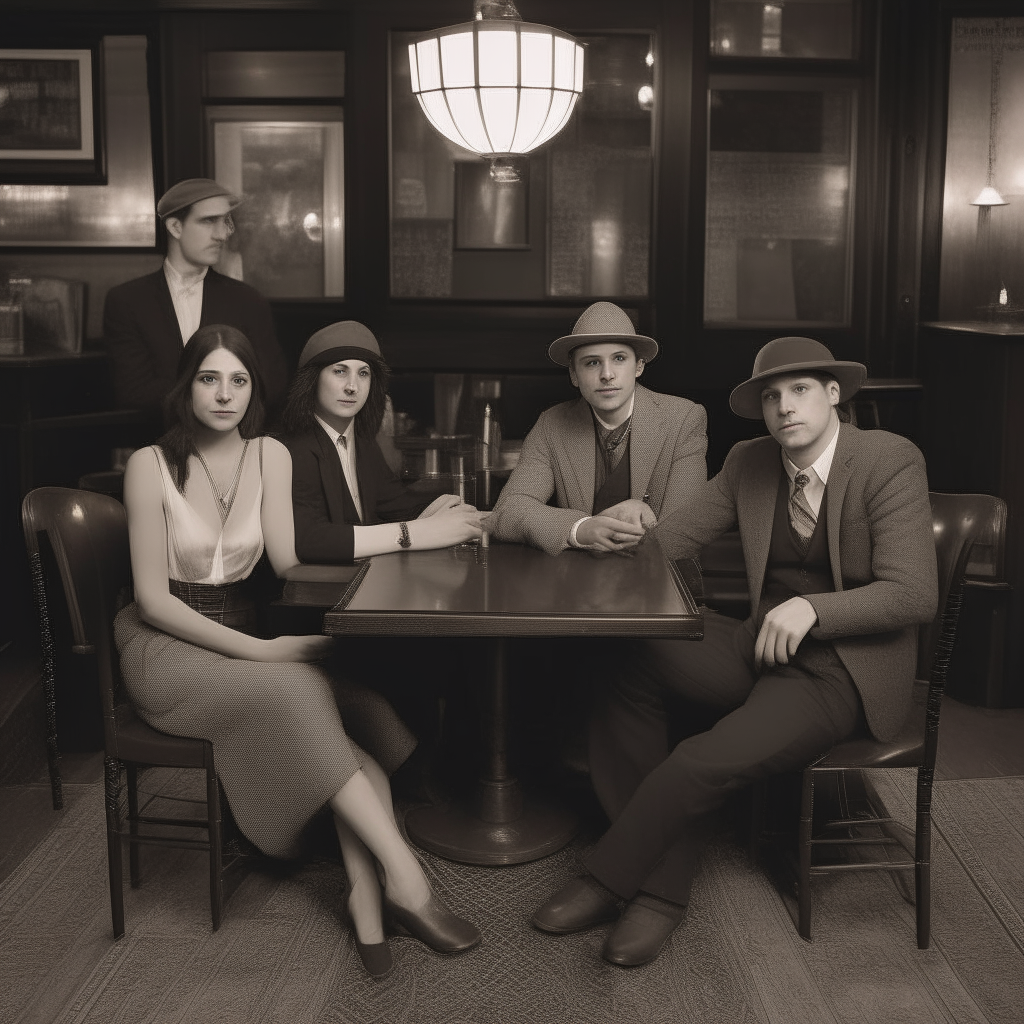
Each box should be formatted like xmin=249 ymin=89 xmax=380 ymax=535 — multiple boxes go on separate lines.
xmin=712 ymin=1 xmax=856 ymax=59
xmin=390 ymin=30 xmax=652 ymax=299
xmin=939 ymin=18 xmax=1024 ymax=321
xmin=704 ymin=78 xmax=856 ymax=326
xmin=208 ymin=106 xmax=344 ymax=299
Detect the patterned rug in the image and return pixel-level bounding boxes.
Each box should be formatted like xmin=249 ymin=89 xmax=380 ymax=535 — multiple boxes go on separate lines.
xmin=0 ymin=769 xmax=1021 ymax=1024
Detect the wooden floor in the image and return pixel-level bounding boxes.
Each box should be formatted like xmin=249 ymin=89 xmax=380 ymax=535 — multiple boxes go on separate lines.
xmin=2 ymin=695 xmax=1023 ymax=891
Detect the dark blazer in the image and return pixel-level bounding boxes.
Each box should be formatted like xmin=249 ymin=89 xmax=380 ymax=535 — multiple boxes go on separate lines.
xmin=286 ymin=424 xmax=431 ymax=564
xmin=103 ymin=267 xmax=288 ymax=415
xmin=654 ymin=423 xmax=939 ymax=742
xmin=488 ymin=384 xmax=708 ymax=555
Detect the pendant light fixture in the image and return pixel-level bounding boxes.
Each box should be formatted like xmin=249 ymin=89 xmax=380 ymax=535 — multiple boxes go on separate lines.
xmin=408 ymin=0 xmax=585 ymax=181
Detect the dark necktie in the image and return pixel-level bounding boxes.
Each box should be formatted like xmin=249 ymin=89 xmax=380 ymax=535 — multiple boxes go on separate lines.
xmin=789 ymin=472 xmax=816 ymax=550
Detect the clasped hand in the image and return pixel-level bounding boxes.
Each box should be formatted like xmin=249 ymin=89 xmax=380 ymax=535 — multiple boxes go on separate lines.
xmin=417 ymin=493 xmax=488 ymax=546
xmin=577 ymin=500 xmax=656 ymax=553
xmin=754 ymin=596 xmax=818 ymax=671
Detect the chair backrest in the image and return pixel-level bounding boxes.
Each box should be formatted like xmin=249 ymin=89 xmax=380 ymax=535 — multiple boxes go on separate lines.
xmin=919 ymin=492 xmax=1006 ymax=765
xmin=21 ymin=487 xmax=131 ymax=735
xmin=920 ymin=492 xmax=1006 ymax=681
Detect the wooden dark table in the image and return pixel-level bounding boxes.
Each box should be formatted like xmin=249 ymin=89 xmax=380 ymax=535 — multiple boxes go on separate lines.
xmin=322 ymin=539 xmax=704 ymax=865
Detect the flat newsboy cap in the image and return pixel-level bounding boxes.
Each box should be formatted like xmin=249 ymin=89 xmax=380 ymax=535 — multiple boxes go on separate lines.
xmin=298 ymin=321 xmax=383 ymax=369
xmin=729 ymin=336 xmax=867 ymax=419
xmin=157 ymin=178 xmax=241 ymax=220
xmin=548 ymin=301 xmax=659 ymax=366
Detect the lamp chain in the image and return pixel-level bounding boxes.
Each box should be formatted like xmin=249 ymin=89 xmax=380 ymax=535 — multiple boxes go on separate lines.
xmin=987 ymin=18 xmax=1003 ymax=187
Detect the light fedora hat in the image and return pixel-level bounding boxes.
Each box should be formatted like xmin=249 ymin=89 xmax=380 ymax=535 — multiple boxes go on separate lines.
xmin=298 ymin=320 xmax=383 ymax=369
xmin=729 ymin=336 xmax=866 ymax=420
xmin=548 ymin=301 xmax=659 ymax=367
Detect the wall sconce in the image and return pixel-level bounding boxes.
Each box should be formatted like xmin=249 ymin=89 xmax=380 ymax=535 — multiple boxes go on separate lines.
xmin=971 ymin=185 xmax=1008 ymax=207
xmin=407 ymin=0 xmax=584 ymax=182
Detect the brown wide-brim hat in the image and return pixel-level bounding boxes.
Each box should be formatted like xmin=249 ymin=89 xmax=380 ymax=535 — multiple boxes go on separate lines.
xmin=298 ymin=320 xmax=383 ymax=369
xmin=548 ymin=301 xmax=659 ymax=366
xmin=157 ymin=178 xmax=242 ymax=220
xmin=729 ymin=336 xmax=866 ymax=419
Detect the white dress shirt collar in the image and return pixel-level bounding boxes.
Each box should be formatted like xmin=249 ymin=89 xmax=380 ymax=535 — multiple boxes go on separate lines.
xmin=315 ymin=414 xmax=363 ymax=521
xmin=592 ymin=393 xmax=636 ymax=433
xmin=781 ymin=419 xmax=840 ymax=518
xmin=163 ymin=259 xmax=207 ymax=346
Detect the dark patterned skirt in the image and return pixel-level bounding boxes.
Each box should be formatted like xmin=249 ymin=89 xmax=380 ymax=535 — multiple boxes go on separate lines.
xmin=113 ymin=579 xmax=416 ymax=859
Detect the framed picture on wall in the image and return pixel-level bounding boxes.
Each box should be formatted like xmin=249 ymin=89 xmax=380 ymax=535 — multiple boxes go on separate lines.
xmin=0 ymin=46 xmax=107 ymax=184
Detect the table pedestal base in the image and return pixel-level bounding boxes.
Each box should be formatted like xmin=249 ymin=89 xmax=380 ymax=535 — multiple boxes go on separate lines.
xmin=406 ymin=796 xmax=579 ymax=866
xmin=405 ymin=636 xmax=579 ymax=865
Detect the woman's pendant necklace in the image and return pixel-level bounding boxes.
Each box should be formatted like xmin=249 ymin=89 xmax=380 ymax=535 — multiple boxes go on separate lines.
xmin=196 ymin=438 xmax=250 ymax=527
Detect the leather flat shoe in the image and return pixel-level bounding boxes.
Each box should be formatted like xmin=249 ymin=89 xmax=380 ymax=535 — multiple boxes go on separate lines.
xmin=354 ymin=937 xmax=393 ymax=978
xmin=383 ymin=893 xmax=482 ymax=955
xmin=532 ymin=877 xmax=621 ymax=935
xmin=601 ymin=897 xmax=684 ymax=967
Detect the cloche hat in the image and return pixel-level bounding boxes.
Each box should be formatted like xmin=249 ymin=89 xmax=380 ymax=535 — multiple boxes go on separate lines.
xmin=157 ymin=178 xmax=241 ymax=220
xmin=729 ymin=336 xmax=866 ymax=419
xmin=548 ymin=301 xmax=659 ymax=366
xmin=298 ymin=321 xmax=383 ymax=369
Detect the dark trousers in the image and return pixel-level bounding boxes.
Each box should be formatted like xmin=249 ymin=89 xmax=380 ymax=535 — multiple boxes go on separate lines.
xmin=585 ymin=610 xmax=865 ymax=905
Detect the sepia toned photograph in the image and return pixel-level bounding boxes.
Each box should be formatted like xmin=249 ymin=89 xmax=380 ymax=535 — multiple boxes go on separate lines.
xmin=1 ymin=3 xmax=1022 ymax=1024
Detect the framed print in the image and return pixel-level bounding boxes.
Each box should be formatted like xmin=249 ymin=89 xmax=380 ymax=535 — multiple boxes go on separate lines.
xmin=0 ymin=47 xmax=106 ymax=184
xmin=454 ymin=160 xmax=530 ymax=250
xmin=0 ymin=37 xmax=154 ymax=247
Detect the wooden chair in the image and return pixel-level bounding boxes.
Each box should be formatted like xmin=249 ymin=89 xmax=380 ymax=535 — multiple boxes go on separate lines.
xmin=21 ymin=487 xmax=227 ymax=939
xmin=753 ymin=491 xmax=1006 ymax=949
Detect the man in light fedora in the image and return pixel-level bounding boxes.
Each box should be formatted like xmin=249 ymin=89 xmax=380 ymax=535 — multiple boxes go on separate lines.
xmin=488 ymin=301 xmax=708 ymax=553
xmin=104 ymin=178 xmax=288 ymax=422
xmin=531 ymin=336 xmax=938 ymax=967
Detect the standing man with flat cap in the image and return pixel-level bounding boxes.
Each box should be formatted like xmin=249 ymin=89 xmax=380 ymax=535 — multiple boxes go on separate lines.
xmin=104 ymin=178 xmax=288 ymax=422
xmin=531 ymin=337 xmax=938 ymax=967
xmin=488 ymin=301 xmax=708 ymax=553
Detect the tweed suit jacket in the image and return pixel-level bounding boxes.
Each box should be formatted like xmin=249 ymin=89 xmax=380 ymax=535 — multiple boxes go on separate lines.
xmin=103 ymin=267 xmax=288 ymax=415
xmin=488 ymin=384 xmax=708 ymax=556
xmin=285 ymin=424 xmax=431 ymax=564
xmin=654 ymin=422 xmax=938 ymax=742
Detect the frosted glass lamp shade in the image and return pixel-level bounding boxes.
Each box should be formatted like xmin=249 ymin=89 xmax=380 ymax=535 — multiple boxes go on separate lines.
xmin=409 ymin=20 xmax=584 ymax=158
xmin=971 ymin=186 xmax=1009 ymax=206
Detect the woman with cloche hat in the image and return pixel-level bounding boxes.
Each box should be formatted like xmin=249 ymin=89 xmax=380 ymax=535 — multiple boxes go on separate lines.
xmin=282 ymin=321 xmax=485 ymax=562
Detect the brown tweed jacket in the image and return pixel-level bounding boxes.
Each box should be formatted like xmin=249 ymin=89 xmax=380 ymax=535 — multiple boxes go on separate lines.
xmin=654 ymin=422 xmax=938 ymax=742
xmin=488 ymin=384 xmax=708 ymax=556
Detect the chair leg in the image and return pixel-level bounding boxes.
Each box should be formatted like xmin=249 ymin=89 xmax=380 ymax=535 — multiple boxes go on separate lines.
xmin=207 ymin=768 xmax=224 ymax=932
xmin=798 ymin=769 xmax=815 ymax=941
xmin=103 ymin=756 xmax=126 ymax=940
xmin=915 ymin=767 xmax=933 ymax=949
xmin=127 ymin=765 xmax=140 ymax=888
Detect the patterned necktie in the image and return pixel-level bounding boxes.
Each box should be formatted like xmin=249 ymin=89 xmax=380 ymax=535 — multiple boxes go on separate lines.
xmin=789 ymin=472 xmax=817 ymax=550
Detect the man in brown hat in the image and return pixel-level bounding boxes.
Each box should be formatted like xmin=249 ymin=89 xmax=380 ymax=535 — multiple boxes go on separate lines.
xmin=488 ymin=301 xmax=708 ymax=553
xmin=531 ymin=336 xmax=938 ymax=967
xmin=104 ymin=178 xmax=288 ymax=422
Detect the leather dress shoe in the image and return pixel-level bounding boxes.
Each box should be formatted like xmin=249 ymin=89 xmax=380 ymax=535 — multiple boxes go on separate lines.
xmin=532 ymin=877 xmax=621 ymax=935
xmin=601 ymin=895 xmax=685 ymax=967
xmin=383 ymin=893 xmax=482 ymax=954
xmin=353 ymin=937 xmax=393 ymax=978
